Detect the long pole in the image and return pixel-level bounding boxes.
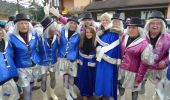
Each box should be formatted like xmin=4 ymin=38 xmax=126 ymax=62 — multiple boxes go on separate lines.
xmin=17 ymin=0 xmax=20 ymax=13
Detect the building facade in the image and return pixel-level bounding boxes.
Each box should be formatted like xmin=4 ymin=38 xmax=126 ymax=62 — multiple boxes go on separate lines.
xmin=59 ymin=0 xmax=91 ymax=16
xmin=85 ymin=0 xmax=170 ymax=21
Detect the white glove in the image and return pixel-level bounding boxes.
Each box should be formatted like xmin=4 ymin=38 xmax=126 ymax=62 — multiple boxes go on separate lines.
xmin=50 ymin=7 xmax=60 ymax=17
xmin=96 ymin=46 xmax=102 ymax=53
xmin=44 ymin=3 xmax=50 ymax=16
xmin=96 ymin=46 xmax=104 ymax=62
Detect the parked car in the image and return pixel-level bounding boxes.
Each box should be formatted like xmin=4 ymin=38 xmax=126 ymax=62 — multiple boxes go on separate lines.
xmin=166 ymin=19 xmax=170 ymax=33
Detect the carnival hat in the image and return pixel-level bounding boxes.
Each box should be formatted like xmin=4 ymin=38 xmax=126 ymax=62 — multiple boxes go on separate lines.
xmin=68 ymin=16 xmax=79 ymax=24
xmin=40 ymin=16 xmax=54 ymax=30
xmin=111 ymin=13 xmax=122 ymax=20
xmin=8 ymin=16 xmax=15 ymax=22
xmin=149 ymin=11 xmax=165 ymax=20
xmin=127 ymin=17 xmax=143 ymax=27
xmin=14 ymin=13 xmax=30 ymax=24
xmin=0 ymin=20 xmax=7 ymax=28
xmin=82 ymin=12 xmax=93 ymax=20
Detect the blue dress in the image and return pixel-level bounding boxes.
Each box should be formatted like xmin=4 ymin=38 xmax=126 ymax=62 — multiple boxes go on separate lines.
xmin=95 ymin=31 xmax=120 ymax=100
xmin=77 ymin=50 xmax=96 ymax=96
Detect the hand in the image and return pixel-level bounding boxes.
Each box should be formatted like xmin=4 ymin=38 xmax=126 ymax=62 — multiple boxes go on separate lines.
xmin=50 ymin=7 xmax=60 ymax=17
xmin=5 ymin=25 xmax=9 ymax=32
xmin=44 ymin=3 xmax=50 ymax=16
xmin=134 ymin=81 xmax=140 ymax=88
xmin=110 ymin=26 xmax=123 ymax=35
xmin=158 ymin=61 xmax=167 ymax=69
xmin=96 ymin=46 xmax=102 ymax=53
xmin=120 ymin=29 xmax=124 ymax=36
xmin=56 ymin=30 xmax=61 ymax=37
xmin=118 ymin=65 xmax=121 ymax=67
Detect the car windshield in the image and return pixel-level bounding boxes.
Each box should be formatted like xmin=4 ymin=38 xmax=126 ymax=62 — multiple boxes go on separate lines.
xmin=166 ymin=19 xmax=170 ymax=28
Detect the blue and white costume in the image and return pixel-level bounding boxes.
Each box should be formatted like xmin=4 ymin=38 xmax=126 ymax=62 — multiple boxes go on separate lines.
xmin=39 ymin=16 xmax=60 ymax=100
xmin=10 ymin=23 xmax=40 ymax=87
xmin=57 ymin=27 xmax=80 ymax=76
xmin=57 ymin=16 xmax=80 ymax=100
xmin=0 ymin=28 xmax=19 ymax=100
xmin=38 ymin=34 xmax=58 ymax=74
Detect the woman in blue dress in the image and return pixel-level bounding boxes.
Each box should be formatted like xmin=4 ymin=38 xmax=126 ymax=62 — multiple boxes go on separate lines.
xmin=77 ymin=26 xmax=96 ymax=100
xmin=95 ymin=13 xmax=121 ymax=100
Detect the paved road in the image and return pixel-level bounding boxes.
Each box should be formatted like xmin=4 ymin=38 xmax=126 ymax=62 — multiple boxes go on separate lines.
xmin=29 ymin=76 xmax=161 ymax=100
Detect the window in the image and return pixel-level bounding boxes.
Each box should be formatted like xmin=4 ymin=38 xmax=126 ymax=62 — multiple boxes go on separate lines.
xmin=94 ymin=0 xmax=103 ymax=2
xmin=141 ymin=11 xmax=152 ymax=20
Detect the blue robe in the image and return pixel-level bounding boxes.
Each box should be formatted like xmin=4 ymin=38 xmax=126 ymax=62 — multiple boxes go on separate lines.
xmin=77 ymin=50 xmax=96 ymax=96
xmin=95 ymin=31 xmax=120 ymax=100
xmin=167 ymin=64 xmax=170 ymax=80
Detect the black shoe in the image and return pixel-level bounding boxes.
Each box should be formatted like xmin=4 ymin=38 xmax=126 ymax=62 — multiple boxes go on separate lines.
xmin=32 ymin=86 xmax=40 ymax=91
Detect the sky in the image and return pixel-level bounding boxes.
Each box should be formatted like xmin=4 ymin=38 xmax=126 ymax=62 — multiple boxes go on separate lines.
xmin=3 ymin=0 xmax=44 ymax=7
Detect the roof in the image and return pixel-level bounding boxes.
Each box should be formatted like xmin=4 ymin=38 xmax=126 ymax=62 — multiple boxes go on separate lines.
xmin=85 ymin=0 xmax=170 ymax=11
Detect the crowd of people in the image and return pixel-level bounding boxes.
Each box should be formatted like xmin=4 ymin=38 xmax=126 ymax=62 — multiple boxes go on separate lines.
xmin=0 ymin=4 xmax=170 ymax=100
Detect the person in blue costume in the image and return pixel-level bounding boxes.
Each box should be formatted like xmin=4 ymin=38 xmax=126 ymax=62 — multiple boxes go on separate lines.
xmin=77 ymin=26 xmax=96 ymax=100
xmin=167 ymin=66 xmax=170 ymax=79
xmin=57 ymin=16 xmax=80 ymax=100
xmin=9 ymin=13 xmax=40 ymax=100
xmin=39 ymin=16 xmax=59 ymax=100
xmin=164 ymin=48 xmax=170 ymax=99
xmin=0 ymin=20 xmax=19 ymax=100
xmin=6 ymin=16 xmax=15 ymax=34
xmin=167 ymin=49 xmax=170 ymax=80
xmin=95 ymin=13 xmax=121 ymax=100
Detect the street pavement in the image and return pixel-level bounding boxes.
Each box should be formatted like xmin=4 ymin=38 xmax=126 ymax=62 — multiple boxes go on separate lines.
xmin=30 ymin=76 xmax=159 ymax=100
